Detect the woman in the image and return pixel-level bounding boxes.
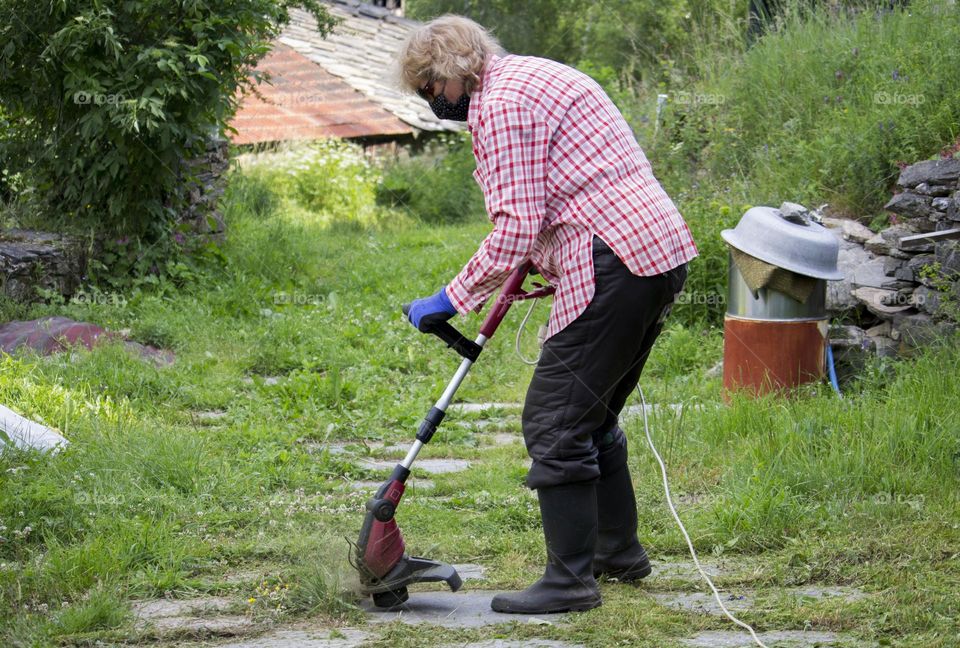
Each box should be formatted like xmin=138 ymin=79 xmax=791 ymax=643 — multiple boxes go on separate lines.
xmin=398 ymin=15 xmax=698 ymax=614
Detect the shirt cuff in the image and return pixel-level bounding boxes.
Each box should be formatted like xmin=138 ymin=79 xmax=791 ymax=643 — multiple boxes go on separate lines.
xmin=446 ymin=276 xmax=488 ymax=314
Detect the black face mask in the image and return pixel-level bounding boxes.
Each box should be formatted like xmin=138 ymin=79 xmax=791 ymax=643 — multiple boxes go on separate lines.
xmin=429 ymin=92 xmax=470 ymax=121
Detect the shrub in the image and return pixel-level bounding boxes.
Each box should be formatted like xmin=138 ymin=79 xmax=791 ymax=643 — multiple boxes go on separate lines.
xmin=0 ymin=0 xmax=334 ymax=241
xmin=376 ymin=133 xmax=485 ymax=224
xmin=238 ymin=140 xmax=387 ymax=228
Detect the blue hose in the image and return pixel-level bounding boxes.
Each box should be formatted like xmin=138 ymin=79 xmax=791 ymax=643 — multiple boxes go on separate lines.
xmin=826 ymin=344 xmax=842 ymax=398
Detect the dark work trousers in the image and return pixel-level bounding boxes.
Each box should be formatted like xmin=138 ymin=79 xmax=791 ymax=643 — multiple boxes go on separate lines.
xmin=522 ymin=236 xmax=687 ymax=489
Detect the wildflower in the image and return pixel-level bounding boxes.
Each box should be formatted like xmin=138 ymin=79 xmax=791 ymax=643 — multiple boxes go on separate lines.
xmin=892 ymin=69 xmax=900 ymax=80
xmin=835 ymin=70 xmax=844 ymax=81
xmin=248 ymin=597 xmax=256 ymax=604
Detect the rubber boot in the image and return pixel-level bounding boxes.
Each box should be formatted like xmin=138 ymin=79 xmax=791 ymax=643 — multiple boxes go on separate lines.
xmin=593 ymin=429 xmax=652 ymax=581
xmin=490 ymin=481 xmax=601 ymax=614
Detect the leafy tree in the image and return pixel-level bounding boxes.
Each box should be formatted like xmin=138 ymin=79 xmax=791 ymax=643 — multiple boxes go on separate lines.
xmin=406 ymin=0 xmax=747 ymax=82
xmin=0 ymin=0 xmax=334 ymax=245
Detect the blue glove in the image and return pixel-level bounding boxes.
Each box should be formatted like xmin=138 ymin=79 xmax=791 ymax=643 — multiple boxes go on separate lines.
xmin=406 ymin=286 xmax=457 ymax=331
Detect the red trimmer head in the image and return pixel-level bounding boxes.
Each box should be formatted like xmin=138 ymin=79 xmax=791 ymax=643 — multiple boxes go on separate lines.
xmin=351 ymin=464 xmax=463 ymax=607
xmin=350 ymin=263 xmax=554 ymax=608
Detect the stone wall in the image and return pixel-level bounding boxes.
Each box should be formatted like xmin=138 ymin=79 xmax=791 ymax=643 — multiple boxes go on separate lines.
xmin=1 ymin=136 xmax=231 ymax=303
xmin=177 ymin=135 xmax=230 ymax=242
xmin=0 ymin=229 xmax=89 ymax=302
xmin=826 ymin=156 xmax=960 ymax=356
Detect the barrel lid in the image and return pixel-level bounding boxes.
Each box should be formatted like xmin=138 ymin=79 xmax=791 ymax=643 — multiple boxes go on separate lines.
xmin=721 ymin=205 xmax=843 ymax=280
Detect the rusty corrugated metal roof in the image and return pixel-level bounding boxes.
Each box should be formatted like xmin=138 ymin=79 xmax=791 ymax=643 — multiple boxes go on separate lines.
xmin=230 ymin=43 xmax=412 ymax=144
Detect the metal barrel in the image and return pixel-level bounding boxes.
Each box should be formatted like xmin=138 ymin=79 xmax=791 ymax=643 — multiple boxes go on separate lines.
xmin=722 ymin=252 xmax=828 ymax=396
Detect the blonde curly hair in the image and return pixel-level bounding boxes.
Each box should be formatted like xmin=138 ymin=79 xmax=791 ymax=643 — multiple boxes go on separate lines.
xmin=396 ymin=15 xmax=504 ymax=95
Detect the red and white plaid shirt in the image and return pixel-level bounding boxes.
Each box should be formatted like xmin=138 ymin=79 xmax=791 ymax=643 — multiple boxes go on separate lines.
xmin=446 ymin=55 xmax=699 ymax=340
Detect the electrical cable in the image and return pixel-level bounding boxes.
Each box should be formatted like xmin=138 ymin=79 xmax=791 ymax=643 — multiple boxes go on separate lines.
xmin=636 ymin=384 xmax=770 ymax=648
xmin=514 ymin=297 xmax=542 ymax=366
xmin=826 ymin=344 xmax=842 ymax=398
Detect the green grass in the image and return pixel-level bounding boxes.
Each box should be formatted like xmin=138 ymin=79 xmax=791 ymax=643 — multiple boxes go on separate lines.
xmin=0 ymin=162 xmax=958 ymax=647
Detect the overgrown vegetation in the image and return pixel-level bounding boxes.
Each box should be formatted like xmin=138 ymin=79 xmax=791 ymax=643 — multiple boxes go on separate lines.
xmin=1 ymin=1 xmax=959 ymax=646
xmin=644 ymin=0 xmax=960 ymax=217
xmin=0 ymin=171 xmax=957 ymax=645
xmin=0 ymin=0 xmax=334 ymax=257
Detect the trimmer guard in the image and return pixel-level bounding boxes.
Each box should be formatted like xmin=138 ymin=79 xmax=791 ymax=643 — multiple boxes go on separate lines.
xmin=359 ymin=555 xmax=463 ymax=595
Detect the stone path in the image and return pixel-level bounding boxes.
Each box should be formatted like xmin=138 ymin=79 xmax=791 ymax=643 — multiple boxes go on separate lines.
xmin=359 ymin=590 xmax=569 ymax=628
xmin=359 ymin=457 xmax=472 ymax=474
xmin=216 ymin=628 xmax=368 ymax=648
xmin=683 ymin=629 xmax=860 ymax=647
xmin=132 ymin=597 xmax=252 ymax=637
xmin=652 ymin=585 xmax=866 ymax=617
xmin=148 ymin=402 xmax=872 ymax=648
xmin=440 ymin=642 xmax=584 ymax=648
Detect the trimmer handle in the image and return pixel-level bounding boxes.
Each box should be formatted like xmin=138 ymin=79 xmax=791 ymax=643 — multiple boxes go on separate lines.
xmin=401 ymin=302 xmax=482 ymax=362
xmin=403 ymin=262 xmax=554 ymax=359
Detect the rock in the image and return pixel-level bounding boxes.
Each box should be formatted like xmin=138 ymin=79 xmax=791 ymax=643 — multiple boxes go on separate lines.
xmin=448 ymin=403 xmax=523 ymax=414
xmin=865 ymin=322 xmax=891 ymax=338
xmin=705 ymin=360 xmax=724 ymax=379
xmin=828 ymin=241 xmax=873 ymax=311
xmin=827 ymin=325 xmax=867 ymax=349
xmin=882 ymin=256 xmax=906 ymax=276
xmin=779 ymin=201 xmax=810 ymax=222
xmin=835 ymin=218 xmax=877 ymax=244
xmin=218 ymin=628 xmax=368 ymax=648
xmin=361 ymin=590 xmax=571 ymax=628
xmin=852 ymin=287 xmax=912 ymax=316
xmin=442 ymin=642 xmax=583 ymax=648
xmin=913 ymin=182 xmax=952 ymax=197
xmin=683 ymin=630 xmax=850 ymax=648
xmin=865 ymin=233 xmax=912 ymax=258
xmin=359 ymin=458 xmax=470 ymax=474
xmin=653 ymin=585 xmax=865 ymax=619
xmin=0 ymin=229 xmax=89 ymax=302
xmin=451 ymin=564 xmax=487 ymax=581
xmin=911 ymin=286 xmax=942 ymax=316
xmin=490 ymin=432 xmax=521 ymax=446
xmin=907 ymin=254 xmax=938 ymax=280
xmin=132 ymin=597 xmax=252 ymax=637
xmin=896 ymin=157 xmax=960 ymax=189
xmin=935 ymin=240 xmax=960 ymax=275
xmin=933 ymin=197 xmax=953 ymax=212
xmin=891 ymin=311 xmax=958 ymax=346
xmin=947 ymin=191 xmax=960 ymax=221
xmin=869 ymin=335 xmax=899 ymax=357
xmin=884 ymin=192 xmax=935 ymax=219
xmin=852 ymin=258 xmax=914 ymax=290
xmin=881 ymin=225 xmax=931 ymax=254
xmin=894 ymin=266 xmax=915 ymax=282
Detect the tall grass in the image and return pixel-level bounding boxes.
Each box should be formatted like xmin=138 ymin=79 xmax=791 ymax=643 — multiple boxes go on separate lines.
xmin=648 ymin=0 xmax=960 ymax=216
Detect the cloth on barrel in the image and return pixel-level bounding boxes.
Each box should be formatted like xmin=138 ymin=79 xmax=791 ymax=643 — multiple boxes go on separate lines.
xmin=730 ymin=246 xmax=818 ymax=303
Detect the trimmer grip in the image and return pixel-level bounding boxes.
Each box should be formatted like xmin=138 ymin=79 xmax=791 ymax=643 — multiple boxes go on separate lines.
xmin=402 ymin=303 xmax=481 ymax=362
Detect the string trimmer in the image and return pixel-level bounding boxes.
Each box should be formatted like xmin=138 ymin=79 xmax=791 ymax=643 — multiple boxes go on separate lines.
xmin=350 ymin=263 xmax=553 ymax=608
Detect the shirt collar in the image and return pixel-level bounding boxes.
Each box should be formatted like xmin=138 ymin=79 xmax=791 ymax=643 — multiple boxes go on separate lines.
xmin=468 ymin=54 xmax=500 ymax=132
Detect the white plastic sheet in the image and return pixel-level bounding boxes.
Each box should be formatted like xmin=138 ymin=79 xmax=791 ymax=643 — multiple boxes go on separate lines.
xmin=0 ymin=404 xmax=69 ymax=453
